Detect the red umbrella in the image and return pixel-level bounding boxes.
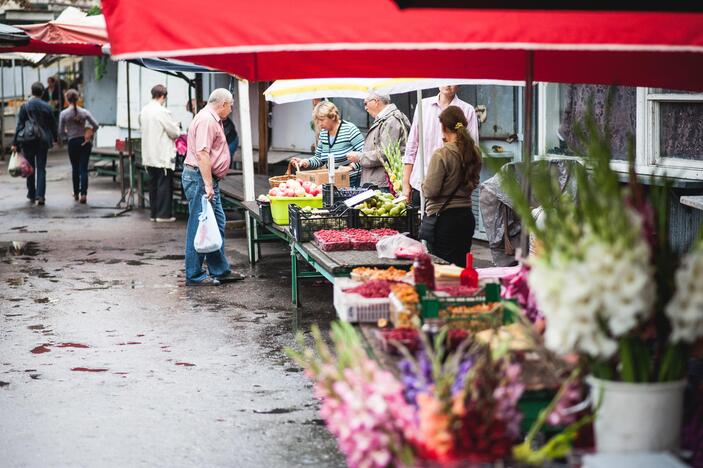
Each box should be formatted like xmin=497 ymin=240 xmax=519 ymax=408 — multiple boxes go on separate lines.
xmin=101 ymin=0 xmax=703 ymax=91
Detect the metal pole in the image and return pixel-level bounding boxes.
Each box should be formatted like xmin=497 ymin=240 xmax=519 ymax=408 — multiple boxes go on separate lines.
xmin=416 ymin=89 xmax=425 ymax=217
xmin=125 ymin=62 xmax=134 ymax=208
xmin=12 ymin=59 xmax=17 ymax=98
xmin=238 ymin=78 xmax=257 ymax=262
xmin=1 ymin=62 xmax=5 ymax=159
xmin=56 ymin=58 xmax=61 ymax=109
xmin=20 ymin=63 xmax=24 ymax=99
xmin=518 ymin=51 xmax=534 ymax=257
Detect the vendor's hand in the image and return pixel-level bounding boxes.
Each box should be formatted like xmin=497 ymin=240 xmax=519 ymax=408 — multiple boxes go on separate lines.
xmin=10 ymin=145 xmax=17 ymax=153
xmin=205 ymin=184 xmax=215 ymax=201
xmin=291 ymin=158 xmax=310 ymax=169
xmin=346 ymin=152 xmax=360 ymax=163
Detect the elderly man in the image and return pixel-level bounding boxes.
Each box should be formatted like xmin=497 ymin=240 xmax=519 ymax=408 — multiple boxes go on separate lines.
xmin=182 ymin=88 xmax=244 ymax=286
xmin=139 ymin=84 xmax=181 ymax=222
xmin=347 ymin=93 xmax=410 ymax=190
xmin=402 ymin=85 xmax=479 ymax=207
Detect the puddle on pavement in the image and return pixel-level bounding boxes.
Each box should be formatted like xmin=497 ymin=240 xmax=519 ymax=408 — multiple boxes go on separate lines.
xmin=252 ymin=407 xmax=299 ymax=415
xmin=55 ymin=343 xmax=90 ymax=349
xmin=30 ymin=345 xmax=51 ymax=354
xmin=71 ymin=367 xmax=108 ymax=372
xmin=28 ymin=325 xmax=45 ymax=330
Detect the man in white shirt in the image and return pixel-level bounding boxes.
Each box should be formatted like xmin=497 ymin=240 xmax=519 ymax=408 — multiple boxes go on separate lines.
xmin=139 ymin=84 xmax=182 ymax=222
xmin=402 ymin=86 xmax=479 ymax=207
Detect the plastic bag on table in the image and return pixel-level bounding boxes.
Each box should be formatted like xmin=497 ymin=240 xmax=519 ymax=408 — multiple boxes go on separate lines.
xmin=376 ymin=233 xmax=427 ymax=259
xmin=194 ymin=195 xmax=223 ymax=253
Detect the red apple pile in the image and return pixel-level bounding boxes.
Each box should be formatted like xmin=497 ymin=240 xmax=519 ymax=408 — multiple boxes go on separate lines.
xmin=268 ymin=178 xmax=321 ymax=198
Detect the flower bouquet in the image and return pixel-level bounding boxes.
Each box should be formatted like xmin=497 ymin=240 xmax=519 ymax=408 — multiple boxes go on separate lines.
xmin=286 ymin=322 xmax=526 ymax=467
xmin=381 ymin=140 xmax=403 ymax=197
xmin=497 ymin=97 xmax=703 ymax=453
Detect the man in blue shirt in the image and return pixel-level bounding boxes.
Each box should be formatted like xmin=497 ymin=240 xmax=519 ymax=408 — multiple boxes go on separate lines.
xmin=12 ymin=82 xmax=58 ymax=206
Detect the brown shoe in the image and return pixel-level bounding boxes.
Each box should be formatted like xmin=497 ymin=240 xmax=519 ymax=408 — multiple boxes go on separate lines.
xmin=73 ymin=193 xmax=79 ymax=201
xmin=79 ymin=195 xmax=87 ymax=204
xmin=37 ymin=197 xmax=45 ymax=206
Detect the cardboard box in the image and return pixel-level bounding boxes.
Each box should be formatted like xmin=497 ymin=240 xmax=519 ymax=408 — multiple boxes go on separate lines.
xmin=296 ymin=165 xmax=352 ymax=188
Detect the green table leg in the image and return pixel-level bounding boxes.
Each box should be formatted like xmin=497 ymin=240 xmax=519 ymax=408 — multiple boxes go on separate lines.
xmin=291 ymin=242 xmax=299 ymax=307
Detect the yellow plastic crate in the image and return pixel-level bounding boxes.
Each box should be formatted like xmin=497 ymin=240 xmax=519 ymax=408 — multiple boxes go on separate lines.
xmin=269 ymin=196 xmax=323 ymax=225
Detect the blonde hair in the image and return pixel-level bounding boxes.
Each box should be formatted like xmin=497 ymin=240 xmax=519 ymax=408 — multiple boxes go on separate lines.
xmin=312 ymin=101 xmax=340 ymax=122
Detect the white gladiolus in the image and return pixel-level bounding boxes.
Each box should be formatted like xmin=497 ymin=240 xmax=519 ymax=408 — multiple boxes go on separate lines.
xmin=666 ymin=248 xmax=703 ymax=343
xmin=529 ymin=231 xmax=655 ymax=358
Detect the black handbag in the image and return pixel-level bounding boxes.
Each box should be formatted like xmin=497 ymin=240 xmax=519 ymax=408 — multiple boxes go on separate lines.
xmin=418 ymin=179 xmax=463 ymax=244
xmin=16 ymin=107 xmax=45 ymax=145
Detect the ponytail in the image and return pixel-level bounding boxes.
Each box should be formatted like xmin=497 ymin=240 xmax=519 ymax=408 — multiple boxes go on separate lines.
xmin=439 ymin=105 xmax=482 ymax=191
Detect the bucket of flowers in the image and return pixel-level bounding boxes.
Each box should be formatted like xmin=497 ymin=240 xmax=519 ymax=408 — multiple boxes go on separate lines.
xmin=496 ymin=97 xmax=703 ymax=454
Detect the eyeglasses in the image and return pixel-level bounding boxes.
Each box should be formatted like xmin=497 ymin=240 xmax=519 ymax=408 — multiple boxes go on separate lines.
xmin=363 ymin=98 xmax=378 ymax=106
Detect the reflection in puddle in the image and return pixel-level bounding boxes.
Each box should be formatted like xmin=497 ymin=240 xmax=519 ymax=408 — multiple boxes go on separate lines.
xmin=0 ymin=241 xmax=41 ymax=257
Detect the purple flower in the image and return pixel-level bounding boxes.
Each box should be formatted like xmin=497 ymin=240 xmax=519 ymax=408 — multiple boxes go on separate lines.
xmin=398 ymin=350 xmax=433 ymax=406
xmin=451 ymin=357 xmax=474 ymax=396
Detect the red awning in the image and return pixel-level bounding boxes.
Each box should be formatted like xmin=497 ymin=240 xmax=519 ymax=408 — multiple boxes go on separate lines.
xmin=101 ymin=0 xmax=703 ymax=91
xmin=8 ymin=7 xmax=107 ymax=56
xmin=6 ymin=38 xmax=102 ymax=56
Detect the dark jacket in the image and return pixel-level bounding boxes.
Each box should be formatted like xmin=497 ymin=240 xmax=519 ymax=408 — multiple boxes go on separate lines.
xmin=14 ymin=97 xmax=57 ymax=150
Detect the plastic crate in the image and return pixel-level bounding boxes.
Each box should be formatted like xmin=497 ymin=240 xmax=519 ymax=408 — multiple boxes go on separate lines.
xmin=333 ymin=278 xmax=390 ymax=323
xmin=269 ymin=196 xmax=323 ymax=225
xmin=257 ymin=200 xmax=273 ymax=225
xmin=352 ymin=205 xmax=420 ymax=238
xmin=288 ymin=204 xmax=352 ymax=242
xmin=322 ymin=184 xmax=378 ymax=207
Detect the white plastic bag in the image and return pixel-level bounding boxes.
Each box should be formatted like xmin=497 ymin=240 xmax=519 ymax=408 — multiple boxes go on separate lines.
xmin=194 ymin=195 xmax=223 ymax=253
xmin=8 ymin=150 xmax=21 ymax=177
xmin=376 ymin=233 xmax=427 ymax=259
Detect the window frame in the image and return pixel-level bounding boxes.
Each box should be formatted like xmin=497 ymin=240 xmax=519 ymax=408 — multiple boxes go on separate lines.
xmin=538 ymin=84 xmax=703 ymax=180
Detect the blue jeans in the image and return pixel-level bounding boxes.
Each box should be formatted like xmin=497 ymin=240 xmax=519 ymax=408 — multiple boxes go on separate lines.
xmin=22 ymin=142 xmax=48 ymax=200
xmin=68 ymin=137 xmax=91 ymax=196
xmin=181 ymin=166 xmax=230 ymax=283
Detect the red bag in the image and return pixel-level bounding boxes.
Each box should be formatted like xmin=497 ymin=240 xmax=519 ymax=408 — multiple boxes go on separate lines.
xmin=19 ymin=153 xmax=34 ymax=178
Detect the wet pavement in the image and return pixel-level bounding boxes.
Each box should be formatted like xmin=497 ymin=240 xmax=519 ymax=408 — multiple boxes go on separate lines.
xmin=0 ymin=149 xmax=345 ymax=467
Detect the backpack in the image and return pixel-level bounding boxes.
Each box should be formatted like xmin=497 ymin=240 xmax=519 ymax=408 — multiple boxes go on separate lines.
xmin=16 ymin=105 xmax=46 ymax=145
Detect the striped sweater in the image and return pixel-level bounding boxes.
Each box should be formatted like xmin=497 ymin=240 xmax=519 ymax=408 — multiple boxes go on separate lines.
xmin=307 ymin=120 xmax=365 ymax=186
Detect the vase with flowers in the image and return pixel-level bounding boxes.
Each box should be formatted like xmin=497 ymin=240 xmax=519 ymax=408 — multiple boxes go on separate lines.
xmin=496 ymin=96 xmax=703 ymax=453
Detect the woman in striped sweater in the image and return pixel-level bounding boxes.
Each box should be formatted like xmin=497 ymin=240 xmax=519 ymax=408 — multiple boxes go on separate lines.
xmin=291 ymin=101 xmax=365 ymax=187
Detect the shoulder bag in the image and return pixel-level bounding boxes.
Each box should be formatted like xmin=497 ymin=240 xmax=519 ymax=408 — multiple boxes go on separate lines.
xmin=16 ymin=106 xmax=46 ymax=145
xmin=418 ymin=176 xmax=463 ymax=244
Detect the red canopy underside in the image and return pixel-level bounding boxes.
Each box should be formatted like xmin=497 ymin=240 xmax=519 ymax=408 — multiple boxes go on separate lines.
xmin=6 ymin=38 xmax=102 ymax=56
xmin=101 ymin=0 xmax=703 ymax=90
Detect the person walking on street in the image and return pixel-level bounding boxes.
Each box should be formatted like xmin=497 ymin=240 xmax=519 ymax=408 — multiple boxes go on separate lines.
xmin=402 ymin=86 xmax=479 ymax=208
xmin=59 ymin=89 xmax=99 ymax=204
xmin=182 ymin=88 xmax=244 ymax=286
xmin=139 ymin=85 xmax=181 ymax=222
xmin=12 ymin=82 xmax=57 ymax=206
xmin=346 ymin=92 xmax=410 ymax=189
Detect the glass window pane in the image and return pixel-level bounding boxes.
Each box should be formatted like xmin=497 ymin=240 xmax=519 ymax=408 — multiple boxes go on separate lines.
xmin=653 ymin=88 xmax=703 ymax=95
xmin=659 ymin=102 xmax=703 ymax=161
xmin=330 ymin=98 xmax=369 ymax=131
xmin=556 ymin=85 xmax=636 ymax=160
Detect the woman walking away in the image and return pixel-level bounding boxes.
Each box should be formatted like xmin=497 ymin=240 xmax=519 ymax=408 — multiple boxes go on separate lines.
xmin=421 ymin=105 xmax=482 ymax=267
xmin=59 ymin=90 xmax=99 ymax=203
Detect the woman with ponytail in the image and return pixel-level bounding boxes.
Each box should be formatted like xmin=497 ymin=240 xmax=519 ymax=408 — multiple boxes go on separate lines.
xmin=420 ymin=105 xmax=482 ymax=267
xmin=59 ymin=89 xmax=99 ymax=203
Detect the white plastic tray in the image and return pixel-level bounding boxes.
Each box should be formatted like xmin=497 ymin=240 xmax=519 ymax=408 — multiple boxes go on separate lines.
xmin=333 ymin=278 xmax=390 ymax=323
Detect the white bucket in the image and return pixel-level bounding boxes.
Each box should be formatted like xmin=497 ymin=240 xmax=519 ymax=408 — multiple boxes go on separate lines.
xmin=587 ymin=376 xmax=687 ymax=453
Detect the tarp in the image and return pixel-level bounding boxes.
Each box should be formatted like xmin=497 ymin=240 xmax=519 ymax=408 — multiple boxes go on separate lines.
xmin=264 ymin=78 xmax=523 ymax=104
xmin=101 ymin=0 xmax=703 ymax=91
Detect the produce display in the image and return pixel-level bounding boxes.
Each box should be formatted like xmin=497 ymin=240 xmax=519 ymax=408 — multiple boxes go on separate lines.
xmin=439 ymin=302 xmax=503 ymax=332
xmin=342 ymin=279 xmax=401 ymax=298
xmin=313 ymin=227 xmax=399 ymax=252
xmin=357 ymin=191 xmax=407 ymax=217
xmin=412 ymin=254 xmax=436 ymax=290
xmin=351 ymin=266 xmax=409 ymax=282
xmin=267 ymin=178 xmax=321 ymax=198
xmin=377 ymin=327 xmax=419 ymax=355
xmin=389 ymin=283 xmax=420 ymax=328
xmin=435 ymin=285 xmax=481 ymax=297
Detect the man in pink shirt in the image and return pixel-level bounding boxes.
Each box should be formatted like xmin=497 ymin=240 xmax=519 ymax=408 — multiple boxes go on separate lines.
xmin=402 ymin=86 xmax=479 ymax=208
xmin=182 ymin=88 xmax=243 ymax=286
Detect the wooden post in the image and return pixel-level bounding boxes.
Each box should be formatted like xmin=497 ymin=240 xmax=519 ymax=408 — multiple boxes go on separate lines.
xmin=257 ymin=81 xmax=269 ymax=175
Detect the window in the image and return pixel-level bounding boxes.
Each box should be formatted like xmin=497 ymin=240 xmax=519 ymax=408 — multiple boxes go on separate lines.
xmin=539 ymin=84 xmax=703 ymax=179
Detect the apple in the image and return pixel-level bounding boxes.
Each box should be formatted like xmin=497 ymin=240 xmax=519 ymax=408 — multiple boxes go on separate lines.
xmin=268 ymin=188 xmax=279 ymax=196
